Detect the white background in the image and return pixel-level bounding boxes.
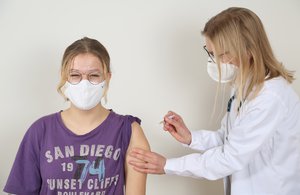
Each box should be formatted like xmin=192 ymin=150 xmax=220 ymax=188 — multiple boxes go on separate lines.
xmin=0 ymin=0 xmax=299 ymax=194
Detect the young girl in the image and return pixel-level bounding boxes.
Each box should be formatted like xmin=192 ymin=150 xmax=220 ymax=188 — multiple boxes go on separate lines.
xmin=129 ymin=7 xmax=300 ymax=195
xmin=4 ymin=37 xmax=150 ymax=195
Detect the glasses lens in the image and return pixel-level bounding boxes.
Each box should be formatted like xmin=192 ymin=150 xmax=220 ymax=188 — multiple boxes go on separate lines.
xmin=88 ymin=72 xmax=103 ymax=85
xmin=68 ymin=72 xmax=81 ymax=84
xmin=67 ymin=71 xmax=104 ymax=85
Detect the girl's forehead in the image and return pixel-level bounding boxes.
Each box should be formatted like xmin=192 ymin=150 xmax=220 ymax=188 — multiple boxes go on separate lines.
xmin=70 ymin=53 xmax=103 ymax=71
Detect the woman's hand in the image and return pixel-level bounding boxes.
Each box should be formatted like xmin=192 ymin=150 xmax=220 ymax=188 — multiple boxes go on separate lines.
xmin=128 ymin=148 xmax=166 ymax=174
xmin=163 ymin=111 xmax=192 ymax=145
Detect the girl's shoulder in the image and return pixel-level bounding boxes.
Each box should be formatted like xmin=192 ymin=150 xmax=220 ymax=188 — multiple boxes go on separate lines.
xmin=108 ymin=110 xmax=141 ymax=125
xmin=24 ymin=112 xmax=61 ymax=140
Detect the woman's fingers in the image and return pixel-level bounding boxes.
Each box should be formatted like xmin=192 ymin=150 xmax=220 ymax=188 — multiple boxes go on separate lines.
xmin=165 ymin=117 xmax=179 ymax=129
xmin=164 ymin=111 xmax=182 ymax=129
xmin=162 ymin=111 xmax=191 ymax=144
xmin=129 ymin=160 xmax=165 ymax=174
xmin=163 ymin=122 xmax=176 ymax=132
xmin=165 ymin=111 xmax=181 ymax=121
xmin=131 ymin=164 xmax=164 ymax=174
xmin=130 ymin=148 xmax=156 ymax=163
xmin=129 ymin=148 xmax=166 ymax=174
xmin=129 ymin=159 xmax=158 ymax=170
xmin=161 ymin=111 xmax=182 ymax=133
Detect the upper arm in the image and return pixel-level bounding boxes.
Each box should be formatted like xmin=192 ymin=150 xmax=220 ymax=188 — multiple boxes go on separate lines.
xmin=125 ymin=122 xmax=150 ymax=195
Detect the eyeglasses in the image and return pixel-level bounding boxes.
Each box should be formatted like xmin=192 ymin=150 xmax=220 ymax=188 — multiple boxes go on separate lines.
xmin=203 ymin=45 xmax=230 ymax=64
xmin=68 ymin=70 xmax=104 ymax=85
xmin=203 ymin=45 xmax=216 ymax=63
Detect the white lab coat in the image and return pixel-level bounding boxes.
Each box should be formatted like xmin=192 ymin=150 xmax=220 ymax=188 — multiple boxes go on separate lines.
xmin=164 ymin=77 xmax=300 ymax=195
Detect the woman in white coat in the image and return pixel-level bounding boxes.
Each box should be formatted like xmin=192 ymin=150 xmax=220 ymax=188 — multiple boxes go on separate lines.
xmin=129 ymin=7 xmax=300 ymax=195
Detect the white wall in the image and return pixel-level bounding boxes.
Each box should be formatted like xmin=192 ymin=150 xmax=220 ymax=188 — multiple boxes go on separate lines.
xmin=0 ymin=0 xmax=299 ymax=194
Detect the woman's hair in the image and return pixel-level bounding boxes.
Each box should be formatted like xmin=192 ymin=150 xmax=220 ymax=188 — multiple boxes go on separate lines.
xmin=202 ymin=7 xmax=294 ymax=104
xmin=57 ymin=37 xmax=111 ymax=102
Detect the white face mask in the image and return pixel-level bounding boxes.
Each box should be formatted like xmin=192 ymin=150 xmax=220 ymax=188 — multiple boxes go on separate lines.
xmin=63 ymin=80 xmax=105 ymax=110
xmin=207 ymin=58 xmax=238 ymax=83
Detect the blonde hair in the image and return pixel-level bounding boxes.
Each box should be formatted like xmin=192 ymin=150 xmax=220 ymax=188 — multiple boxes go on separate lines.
xmin=57 ymin=37 xmax=111 ymax=103
xmin=202 ymin=7 xmax=294 ymax=105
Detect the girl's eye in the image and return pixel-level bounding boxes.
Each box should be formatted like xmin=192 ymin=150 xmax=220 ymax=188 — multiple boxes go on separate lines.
xmin=70 ymin=74 xmax=81 ymax=78
xmin=90 ymin=74 xmax=100 ymax=77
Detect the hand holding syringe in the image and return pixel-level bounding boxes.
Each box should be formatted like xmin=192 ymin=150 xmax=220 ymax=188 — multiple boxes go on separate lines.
xmin=158 ymin=111 xmax=192 ymax=145
xmin=159 ymin=115 xmax=175 ymax=124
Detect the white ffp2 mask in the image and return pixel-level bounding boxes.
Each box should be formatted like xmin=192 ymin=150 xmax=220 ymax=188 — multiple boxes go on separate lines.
xmin=63 ymin=80 xmax=105 ymax=110
xmin=207 ymin=58 xmax=237 ymax=83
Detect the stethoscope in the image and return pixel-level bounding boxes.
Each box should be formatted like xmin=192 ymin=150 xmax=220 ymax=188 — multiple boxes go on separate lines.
xmin=224 ymin=94 xmax=243 ymax=194
xmin=225 ymin=95 xmax=242 ymax=141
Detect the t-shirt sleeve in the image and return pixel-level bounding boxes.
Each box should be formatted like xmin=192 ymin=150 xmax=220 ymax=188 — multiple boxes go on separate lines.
xmin=4 ymin=121 xmax=42 ymax=195
xmin=122 ymin=115 xmax=141 ymax=153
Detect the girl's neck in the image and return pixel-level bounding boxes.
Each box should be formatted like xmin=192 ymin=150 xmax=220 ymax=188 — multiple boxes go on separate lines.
xmin=61 ymin=104 xmax=110 ymax=135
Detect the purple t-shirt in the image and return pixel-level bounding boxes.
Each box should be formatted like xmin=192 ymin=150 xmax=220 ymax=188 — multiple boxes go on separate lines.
xmin=4 ymin=111 xmax=140 ymax=195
